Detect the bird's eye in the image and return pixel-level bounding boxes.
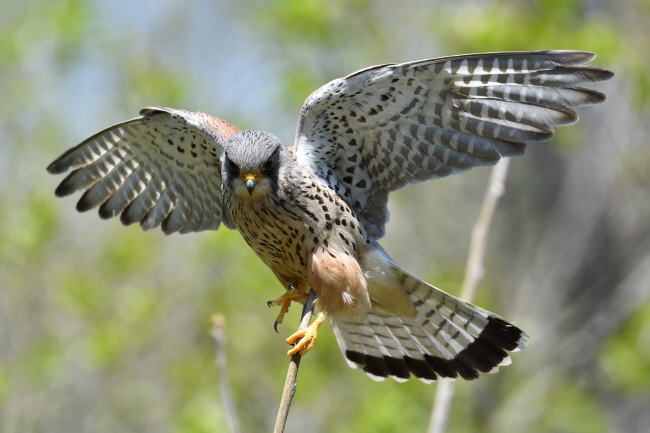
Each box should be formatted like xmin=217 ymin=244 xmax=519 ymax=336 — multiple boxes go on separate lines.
xmin=228 ymin=160 xmax=240 ymax=173
xmin=261 ymin=158 xmax=274 ymax=172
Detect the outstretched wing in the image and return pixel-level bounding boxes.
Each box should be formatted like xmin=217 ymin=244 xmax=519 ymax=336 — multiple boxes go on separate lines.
xmin=294 ymin=50 xmax=614 ymax=238
xmin=47 ymin=107 xmax=239 ymax=234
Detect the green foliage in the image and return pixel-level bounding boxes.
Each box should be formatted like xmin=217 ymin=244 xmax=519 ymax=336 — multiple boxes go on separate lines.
xmin=20 ymin=337 xmax=65 ymax=385
xmin=427 ymin=1 xmax=620 ymax=57
xmin=49 ymin=0 xmax=89 ymax=60
xmin=124 ymin=59 xmax=188 ymax=109
xmin=101 ymin=227 xmax=158 ymax=275
xmin=280 ymin=65 xmax=322 ymax=112
xmin=601 ymin=301 xmax=650 ymax=391
xmin=538 ymin=380 xmax=609 ymax=433
xmin=0 ymin=0 xmax=88 ymax=67
xmin=257 ymin=0 xmax=379 ymax=45
xmin=0 ymin=192 xmax=58 ymax=263
xmin=175 ymin=390 xmax=227 ymax=433
xmin=342 ymin=381 xmax=429 ymax=433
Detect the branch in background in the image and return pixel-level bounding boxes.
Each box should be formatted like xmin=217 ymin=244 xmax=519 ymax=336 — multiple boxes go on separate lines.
xmin=427 ymin=158 xmax=512 ymax=433
xmin=273 ymin=288 xmax=317 ymax=433
xmin=210 ymin=314 xmax=242 ymax=433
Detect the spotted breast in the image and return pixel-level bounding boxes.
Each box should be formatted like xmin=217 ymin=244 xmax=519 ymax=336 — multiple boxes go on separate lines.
xmin=223 ymin=149 xmax=373 ymax=318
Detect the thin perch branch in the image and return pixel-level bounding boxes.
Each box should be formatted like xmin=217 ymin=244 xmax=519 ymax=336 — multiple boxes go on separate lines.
xmin=427 ymin=158 xmax=511 ymax=433
xmin=273 ymin=288 xmax=317 ymax=433
xmin=210 ymin=314 xmax=242 ymax=433
xmin=460 ymin=158 xmax=511 ymax=301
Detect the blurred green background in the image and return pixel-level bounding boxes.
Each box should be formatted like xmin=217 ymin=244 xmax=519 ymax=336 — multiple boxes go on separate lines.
xmin=1 ymin=0 xmax=649 ymax=432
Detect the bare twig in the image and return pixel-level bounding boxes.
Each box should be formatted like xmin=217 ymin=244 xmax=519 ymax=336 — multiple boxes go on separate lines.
xmin=210 ymin=314 xmax=242 ymax=433
xmin=459 ymin=158 xmax=511 ymax=301
xmin=427 ymin=159 xmax=511 ymax=433
xmin=273 ymin=288 xmax=317 ymax=433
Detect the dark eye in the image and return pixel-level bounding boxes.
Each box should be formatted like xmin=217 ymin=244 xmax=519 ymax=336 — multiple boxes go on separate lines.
xmin=228 ymin=160 xmax=239 ymax=173
xmin=261 ymin=158 xmax=274 ymax=172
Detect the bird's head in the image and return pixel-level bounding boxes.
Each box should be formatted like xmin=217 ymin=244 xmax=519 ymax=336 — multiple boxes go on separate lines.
xmin=222 ymin=130 xmax=287 ymax=199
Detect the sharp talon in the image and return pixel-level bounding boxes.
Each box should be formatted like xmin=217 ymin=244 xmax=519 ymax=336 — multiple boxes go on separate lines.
xmin=267 ymin=288 xmax=310 ymax=338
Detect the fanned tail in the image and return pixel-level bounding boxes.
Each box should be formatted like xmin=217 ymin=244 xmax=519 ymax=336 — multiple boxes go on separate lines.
xmin=332 ymin=264 xmax=528 ymax=383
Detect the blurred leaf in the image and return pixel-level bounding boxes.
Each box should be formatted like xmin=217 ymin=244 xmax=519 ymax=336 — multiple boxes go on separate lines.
xmin=281 ymin=65 xmax=322 ymax=110
xmin=50 ymin=0 xmax=89 ymax=59
xmin=87 ymin=318 xmax=129 ymax=367
xmin=601 ymin=301 xmax=650 ymax=392
xmin=540 ymin=380 xmax=610 ymax=433
xmin=343 ymin=380 xmax=428 ymax=433
xmin=428 ymin=1 xmax=620 ymax=55
xmin=0 ymin=191 xmax=58 ymax=263
xmin=176 ymin=389 xmax=228 ymax=433
xmin=100 ymin=226 xmax=157 ymax=275
xmin=257 ymin=0 xmax=376 ymax=45
xmin=124 ymin=59 xmax=188 ymax=108
xmin=0 ymin=0 xmax=88 ymax=67
xmin=21 ymin=337 xmax=65 ymax=384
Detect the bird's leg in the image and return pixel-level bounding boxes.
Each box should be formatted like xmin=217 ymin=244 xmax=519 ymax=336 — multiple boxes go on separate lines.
xmin=286 ymin=311 xmax=327 ymax=356
xmin=267 ymin=285 xmax=309 ymax=332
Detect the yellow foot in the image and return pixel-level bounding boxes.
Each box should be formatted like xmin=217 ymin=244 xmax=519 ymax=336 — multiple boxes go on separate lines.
xmin=267 ymin=286 xmax=309 ymax=330
xmin=286 ymin=312 xmax=327 ymax=356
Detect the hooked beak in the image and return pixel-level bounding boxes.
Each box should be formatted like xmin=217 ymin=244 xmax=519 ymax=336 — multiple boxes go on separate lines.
xmin=242 ymin=172 xmax=261 ymax=195
xmin=246 ymin=179 xmax=256 ymax=195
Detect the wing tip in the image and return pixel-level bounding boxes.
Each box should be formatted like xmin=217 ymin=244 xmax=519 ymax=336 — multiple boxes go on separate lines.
xmin=75 ymin=194 xmax=98 ymax=213
xmin=47 ymin=161 xmax=64 ymax=175
xmin=545 ymin=49 xmax=596 ymax=65
xmin=47 ymin=149 xmax=76 ymax=174
xmin=138 ymin=106 xmax=174 ymax=117
xmin=53 ymin=169 xmax=82 ymax=198
xmin=54 ymin=183 xmax=73 ymax=198
xmin=590 ymin=68 xmax=615 ymax=83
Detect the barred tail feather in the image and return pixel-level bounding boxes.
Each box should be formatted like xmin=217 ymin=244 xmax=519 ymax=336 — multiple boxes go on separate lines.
xmin=332 ymin=266 xmax=528 ymax=383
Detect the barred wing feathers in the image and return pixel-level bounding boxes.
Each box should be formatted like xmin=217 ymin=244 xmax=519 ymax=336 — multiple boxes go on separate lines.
xmin=47 ymin=107 xmax=239 ymax=234
xmin=294 ymin=50 xmax=613 ymax=238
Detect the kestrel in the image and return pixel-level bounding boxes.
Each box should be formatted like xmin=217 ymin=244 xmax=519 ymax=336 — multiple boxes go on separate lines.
xmin=48 ymin=50 xmax=613 ymax=382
